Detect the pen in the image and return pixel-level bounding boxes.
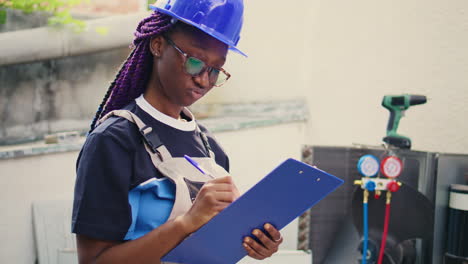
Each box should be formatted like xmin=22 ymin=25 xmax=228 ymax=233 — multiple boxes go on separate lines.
xmin=184 ymin=155 xmax=215 ymax=179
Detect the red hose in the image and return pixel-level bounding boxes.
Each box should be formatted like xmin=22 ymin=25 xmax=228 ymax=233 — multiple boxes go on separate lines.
xmin=377 ymin=200 xmax=391 ymax=264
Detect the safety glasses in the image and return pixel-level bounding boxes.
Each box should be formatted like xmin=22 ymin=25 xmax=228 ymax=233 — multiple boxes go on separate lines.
xmin=163 ymin=36 xmax=231 ymax=87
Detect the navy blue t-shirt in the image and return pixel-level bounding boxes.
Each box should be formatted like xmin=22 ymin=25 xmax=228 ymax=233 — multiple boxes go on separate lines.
xmin=72 ymin=97 xmax=229 ymax=241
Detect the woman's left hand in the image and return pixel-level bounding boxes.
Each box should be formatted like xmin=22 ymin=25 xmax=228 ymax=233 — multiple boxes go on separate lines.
xmin=243 ymin=223 xmax=283 ymax=260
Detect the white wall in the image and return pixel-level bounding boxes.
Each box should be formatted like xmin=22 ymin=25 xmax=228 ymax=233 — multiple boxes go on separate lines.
xmin=204 ymin=0 xmax=468 ymax=154
xmin=0 ymin=152 xmax=77 ymax=264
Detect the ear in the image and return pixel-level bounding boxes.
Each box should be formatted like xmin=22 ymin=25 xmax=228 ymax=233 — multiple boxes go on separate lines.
xmin=149 ymin=36 xmax=164 ymax=57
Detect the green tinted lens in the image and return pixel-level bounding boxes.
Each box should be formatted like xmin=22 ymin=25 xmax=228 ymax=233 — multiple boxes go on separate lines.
xmin=208 ymin=69 xmax=219 ymax=81
xmin=210 ymin=69 xmax=225 ymax=86
xmin=185 ymin=57 xmax=205 ymax=75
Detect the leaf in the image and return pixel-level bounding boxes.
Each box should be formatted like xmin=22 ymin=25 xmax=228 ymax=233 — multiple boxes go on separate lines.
xmin=94 ymin=26 xmax=109 ymax=36
xmin=147 ymin=0 xmax=153 ymax=10
xmin=0 ymin=9 xmax=6 ymax=24
xmin=6 ymin=0 xmax=90 ymax=34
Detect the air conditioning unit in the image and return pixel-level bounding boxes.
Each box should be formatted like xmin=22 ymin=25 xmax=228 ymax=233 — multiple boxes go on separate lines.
xmin=298 ymin=145 xmax=468 ymax=264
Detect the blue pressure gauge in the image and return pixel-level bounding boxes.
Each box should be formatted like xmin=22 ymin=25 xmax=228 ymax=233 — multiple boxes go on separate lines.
xmin=357 ymin=154 xmax=380 ymax=177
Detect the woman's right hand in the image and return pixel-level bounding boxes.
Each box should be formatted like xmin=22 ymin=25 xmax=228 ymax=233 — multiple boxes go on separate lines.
xmin=77 ymin=177 xmax=239 ymax=264
xmin=180 ymin=176 xmax=240 ymax=233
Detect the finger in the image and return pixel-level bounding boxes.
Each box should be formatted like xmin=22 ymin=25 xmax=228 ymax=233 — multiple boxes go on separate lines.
xmin=244 ymin=236 xmax=271 ymax=258
xmin=264 ymin=223 xmax=282 ymax=243
xmin=231 ymin=182 xmax=241 ymax=200
xmin=198 ymin=184 xmax=237 ymax=203
xmin=212 ymin=201 xmax=231 ymax=212
xmin=243 ymin=237 xmax=268 ymax=259
xmin=211 ymin=191 xmax=237 ymax=203
xmin=208 ymin=175 xmax=233 ymax=184
xmin=243 ymin=242 xmax=265 ymax=260
xmin=252 ymin=229 xmax=277 ymax=250
xmin=204 ymin=182 xmax=237 ymax=193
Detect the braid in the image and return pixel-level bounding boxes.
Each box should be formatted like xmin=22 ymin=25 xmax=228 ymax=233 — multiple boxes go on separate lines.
xmin=88 ymin=11 xmax=174 ymax=133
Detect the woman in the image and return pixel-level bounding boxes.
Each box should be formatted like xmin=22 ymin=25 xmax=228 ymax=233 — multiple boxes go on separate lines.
xmin=72 ymin=0 xmax=283 ymax=263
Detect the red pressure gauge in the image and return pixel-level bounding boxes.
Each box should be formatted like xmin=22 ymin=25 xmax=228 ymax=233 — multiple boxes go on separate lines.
xmin=381 ymin=156 xmax=403 ymax=178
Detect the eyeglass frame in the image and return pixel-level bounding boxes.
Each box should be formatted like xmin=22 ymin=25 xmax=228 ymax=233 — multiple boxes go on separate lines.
xmin=162 ymin=35 xmax=231 ymax=87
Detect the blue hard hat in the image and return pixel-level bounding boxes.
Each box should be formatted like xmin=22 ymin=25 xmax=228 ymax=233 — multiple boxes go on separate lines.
xmin=150 ymin=0 xmax=247 ymax=57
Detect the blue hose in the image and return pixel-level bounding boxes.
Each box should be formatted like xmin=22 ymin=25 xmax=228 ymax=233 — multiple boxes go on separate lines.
xmin=362 ymin=201 xmax=369 ymax=264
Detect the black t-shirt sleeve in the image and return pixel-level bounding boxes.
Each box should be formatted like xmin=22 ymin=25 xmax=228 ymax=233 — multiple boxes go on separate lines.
xmin=72 ymin=131 xmax=133 ymax=241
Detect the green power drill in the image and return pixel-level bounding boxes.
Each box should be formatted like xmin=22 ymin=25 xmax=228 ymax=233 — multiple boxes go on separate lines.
xmin=382 ymin=94 xmax=427 ymax=149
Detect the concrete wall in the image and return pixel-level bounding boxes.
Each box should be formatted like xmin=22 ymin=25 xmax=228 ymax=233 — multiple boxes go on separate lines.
xmin=0 ymin=9 xmax=49 ymax=33
xmin=4 ymin=0 xmax=467 ymax=153
xmin=0 ymin=48 xmax=128 ymax=144
xmin=204 ymin=0 xmax=468 ymax=154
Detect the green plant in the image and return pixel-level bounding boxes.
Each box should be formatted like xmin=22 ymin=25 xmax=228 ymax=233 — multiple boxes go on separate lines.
xmin=0 ymin=0 xmax=90 ymax=32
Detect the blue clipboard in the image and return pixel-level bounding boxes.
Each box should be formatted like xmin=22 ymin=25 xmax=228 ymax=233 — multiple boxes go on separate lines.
xmin=162 ymin=158 xmax=344 ymax=264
